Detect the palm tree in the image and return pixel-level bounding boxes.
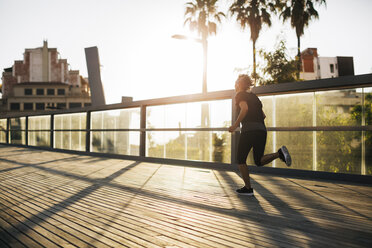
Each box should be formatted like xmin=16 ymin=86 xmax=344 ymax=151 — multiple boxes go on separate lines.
xmin=280 ymin=0 xmax=326 ymax=79
xmin=184 ymin=0 xmax=225 ymax=93
xmin=229 ymin=0 xmax=275 ymax=84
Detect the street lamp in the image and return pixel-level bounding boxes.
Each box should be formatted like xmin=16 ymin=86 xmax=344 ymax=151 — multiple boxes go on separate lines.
xmin=172 ymin=34 xmax=210 ymax=161
xmin=172 ymin=34 xmax=208 ymax=95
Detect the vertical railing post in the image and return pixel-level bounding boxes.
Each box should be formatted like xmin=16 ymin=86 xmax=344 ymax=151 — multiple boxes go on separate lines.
xmin=6 ymin=118 xmax=10 ymax=144
xmin=86 ymin=111 xmax=91 ymax=152
xmin=140 ymin=105 xmax=146 ymax=157
xmin=25 ymin=116 xmax=29 ymax=146
xmin=231 ymin=93 xmax=239 ymax=165
xmin=313 ymin=92 xmax=317 ymax=171
xmin=50 ymin=114 xmax=54 ymax=148
xmin=272 ymin=96 xmax=276 ymax=167
xmin=361 ymin=88 xmax=366 ymax=175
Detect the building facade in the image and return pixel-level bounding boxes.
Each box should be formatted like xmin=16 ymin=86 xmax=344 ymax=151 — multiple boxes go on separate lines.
xmin=300 ymin=48 xmax=354 ymax=81
xmin=1 ymin=41 xmax=90 ymax=113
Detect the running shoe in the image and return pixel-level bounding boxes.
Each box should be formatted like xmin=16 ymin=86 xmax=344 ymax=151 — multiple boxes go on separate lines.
xmin=236 ymin=186 xmax=254 ymax=196
xmin=278 ymin=146 xmax=292 ymax=167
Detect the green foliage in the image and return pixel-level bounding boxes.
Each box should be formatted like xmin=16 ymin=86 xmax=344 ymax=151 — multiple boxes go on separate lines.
xmin=213 ymin=133 xmax=226 ymax=162
xmin=316 ymin=101 xmax=361 ymax=174
xmin=258 ymin=39 xmax=298 ymax=85
xmin=351 ymin=93 xmax=372 ymax=175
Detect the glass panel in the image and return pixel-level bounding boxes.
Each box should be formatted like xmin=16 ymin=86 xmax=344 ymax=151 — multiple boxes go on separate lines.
xmin=54 ymin=113 xmax=86 ymax=130
xmin=186 ymin=130 xmax=212 ymax=161
xmin=28 ymin=131 xmax=50 ymax=147
xmin=165 ymin=131 xmax=185 ymax=159
xmin=186 ymin=102 xmax=201 ymax=128
xmin=10 ymin=131 xmax=25 ymax=144
xmin=147 ymin=130 xmax=231 ymax=163
xmin=54 ymin=131 xmax=86 ymax=151
xmin=211 ymin=131 xmax=231 ymax=163
xmin=10 ymin=117 xmax=26 ymax=130
xmin=28 ymin=115 xmax=50 ymax=130
xmin=275 ymin=93 xmax=313 ymax=127
xmin=0 ymin=119 xmax=6 ymax=143
xmin=317 ymin=131 xmax=361 ymax=174
xmin=165 ymin=104 xmax=187 ymax=129
xmin=147 ymin=103 xmax=186 ymax=129
xmin=366 ymin=131 xmax=372 ymax=175
xmin=275 ymin=131 xmax=313 ymax=170
xmin=10 ymin=117 xmax=25 ymax=144
xmin=260 ymin=96 xmax=273 ymax=127
xmin=210 ymin=100 xmax=232 ymax=128
xmin=146 ymin=100 xmax=231 ymax=129
xmin=316 ymin=89 xmax=362 ymax=126
xmin=91 ymin=131 xmax=139 ymax=155
xmin=91 ymin=108 xmax=140 ymax=129
xmin=146 ymin=131 xmax=165 ymax=158
xmin=364 ymin=87 xmax=372 ymax=125
xmin=186 ymin=100 xmax=231 ymax=128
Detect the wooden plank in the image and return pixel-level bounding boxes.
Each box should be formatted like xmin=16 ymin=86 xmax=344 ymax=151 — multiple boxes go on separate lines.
xmin=0 ymin=212 xmax=44 ymax=248
xmin=0 ymin=225 xmax=25 ymax=248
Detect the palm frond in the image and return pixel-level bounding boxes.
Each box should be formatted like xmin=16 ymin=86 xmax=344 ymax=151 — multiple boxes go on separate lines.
xmin=183 ymin=0 xmax=225 ymax=38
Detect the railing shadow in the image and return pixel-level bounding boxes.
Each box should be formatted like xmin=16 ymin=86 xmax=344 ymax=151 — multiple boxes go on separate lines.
xmin=0 ymin=159 xmax=141 ymax=246
xmin=215 ymin=170 xmax=302 ymax=247
xmin=283 ymin=177 xmax=372 ymax=221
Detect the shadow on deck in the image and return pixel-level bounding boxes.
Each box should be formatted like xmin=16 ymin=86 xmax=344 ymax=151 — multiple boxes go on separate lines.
xmin=0 ymin=145 xmax=371 ymax=248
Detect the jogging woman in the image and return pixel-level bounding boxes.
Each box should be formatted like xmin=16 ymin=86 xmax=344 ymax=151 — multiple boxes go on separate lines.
xmin=228 ymin=74 xmax=292 ymax=196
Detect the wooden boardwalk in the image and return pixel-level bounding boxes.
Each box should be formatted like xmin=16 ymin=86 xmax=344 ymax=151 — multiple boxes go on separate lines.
xmin=0 ymin=145 xmax=371 ymax=248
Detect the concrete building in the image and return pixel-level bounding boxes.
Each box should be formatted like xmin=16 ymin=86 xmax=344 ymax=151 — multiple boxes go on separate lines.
xmin=1 ymin=41 xmax=90 ymax=113
xmin=300 ymin=48 xmax=354 ymax=81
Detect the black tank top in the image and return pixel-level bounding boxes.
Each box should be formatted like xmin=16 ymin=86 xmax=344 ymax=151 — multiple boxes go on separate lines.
xmin=235 ymin=91 xmax=266 ymax=131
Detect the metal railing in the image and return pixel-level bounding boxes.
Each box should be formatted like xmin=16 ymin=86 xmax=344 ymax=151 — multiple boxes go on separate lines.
xmin=1 ymin=74 xmax=372 ymax=177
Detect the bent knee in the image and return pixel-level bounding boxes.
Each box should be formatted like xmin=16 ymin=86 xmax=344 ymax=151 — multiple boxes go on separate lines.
xmin=254 ymin=158 xmax=263 ymax=167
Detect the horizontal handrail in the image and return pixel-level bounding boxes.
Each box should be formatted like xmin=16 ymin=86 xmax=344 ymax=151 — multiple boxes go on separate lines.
xmin=8 ymin=125 xmax=372 ymax=132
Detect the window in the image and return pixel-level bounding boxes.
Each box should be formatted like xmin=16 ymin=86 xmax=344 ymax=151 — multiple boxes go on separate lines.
xmin=36 ymin=103 xmax=45 ymax=110
xmin=10 ymin=103 xmax=20 ymax=110
xmin=56 ymin=103 xmax=66 ymax=109
xmin=23 ymin=103 xmax=33 ymax=110
xmin=58 ymin=89 xmax=65 ymax=95
xmin=84 ymin=103 xmax=91 ymax=107
xmin=24 ymin=89 xmax=32 ymax=95
xmin=46 ymin=103 xmax=54 ymax=109
xmin=47 ymin=89 xmax=55 ymax=95
xmin=36 ymin=88 xmax=44 ymax=95
xmin=330 ymin=64 xmax=335 ymax=73
xmin=69 ymin=102 xmax=82 ymax=109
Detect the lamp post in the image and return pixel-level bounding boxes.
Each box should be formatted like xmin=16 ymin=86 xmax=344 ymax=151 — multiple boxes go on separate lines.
xmin=172 ymin=34 xmax=210 ymax=161
xmin=171 ymin=34 xmax=208 ymax=95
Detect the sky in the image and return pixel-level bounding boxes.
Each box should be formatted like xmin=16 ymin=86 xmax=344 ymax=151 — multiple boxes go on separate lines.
xmin=0 ymin=0 xmax=371 ymax=104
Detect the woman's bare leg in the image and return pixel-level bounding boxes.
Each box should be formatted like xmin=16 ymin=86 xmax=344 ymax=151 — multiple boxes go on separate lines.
xmin=260 ymin=152 xmax=280 ymax=166
xmin=238 ymin=164 xmax=251 ymax=188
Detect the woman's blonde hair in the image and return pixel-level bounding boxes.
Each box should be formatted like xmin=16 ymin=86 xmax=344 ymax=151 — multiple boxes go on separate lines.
xmin=236 ymin=74 xmax=253 ymax=90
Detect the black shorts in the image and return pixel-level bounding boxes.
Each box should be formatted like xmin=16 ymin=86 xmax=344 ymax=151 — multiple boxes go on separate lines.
xmin=237 ymin=131 xmax=267 ymax=166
